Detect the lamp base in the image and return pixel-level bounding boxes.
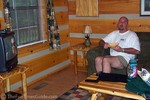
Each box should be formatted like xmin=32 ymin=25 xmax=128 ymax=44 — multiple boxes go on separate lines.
xmin=84 ymin=38 xmax=91 ymax=47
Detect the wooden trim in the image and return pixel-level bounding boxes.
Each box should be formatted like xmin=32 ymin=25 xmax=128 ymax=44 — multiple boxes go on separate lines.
xmin=39 ymin=0 xmax=48 ymax=40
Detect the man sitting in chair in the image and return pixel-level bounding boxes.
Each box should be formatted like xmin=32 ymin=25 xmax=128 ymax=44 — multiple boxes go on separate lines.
xmin=87 ymin=16 xmax=141 ymax=75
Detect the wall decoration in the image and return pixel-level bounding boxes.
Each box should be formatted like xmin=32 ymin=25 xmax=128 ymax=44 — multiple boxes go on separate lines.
xmin=76 ymin=0 xmax=98 ymax=16
xmin=3 ymin=0 xmax=12 ymax=32
xmin=140 ymin=0 xmax=150 ymax=16
xmin=47 ymin=0 xmax=60 ymax=50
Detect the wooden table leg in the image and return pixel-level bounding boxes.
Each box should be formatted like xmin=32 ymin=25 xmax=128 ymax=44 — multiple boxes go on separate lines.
xmin=83 ymin=51 xmax=87 ymax=71
xmin=91 ymin=93 xmax=98 ymax=100
xmin=6 ymin=79 xmax=10 ymax=92
xmin=0 ymin=80 xmax=6 ymax=100
xmin=21 ymin=72 xmax=27 ymax=100
xmin=74 ymin=50 xmax=78 ymax=74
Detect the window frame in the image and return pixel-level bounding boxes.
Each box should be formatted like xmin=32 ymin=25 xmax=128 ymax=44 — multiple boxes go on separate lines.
xmin=16 ymin=0 xmax=49 ymax=58
xmin=10 ymin=0 xmax=40 ymax=46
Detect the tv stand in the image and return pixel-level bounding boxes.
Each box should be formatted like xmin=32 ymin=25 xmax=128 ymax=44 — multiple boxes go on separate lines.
xmin=0 ymin=64 xmax=29 ymax=100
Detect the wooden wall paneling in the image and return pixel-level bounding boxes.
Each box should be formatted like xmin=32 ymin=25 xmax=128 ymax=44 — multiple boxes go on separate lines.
xmin=68 ymin=1 xmax=76 ymax=15
xmin=76 ymin=0 xmax=98 ymax=16
xmin=24 ymin=48 xmax=69 ymax=77
xmin=69 ymin=19 xmax=150 ymax=34
xmin=69 ymin=37 xmax=100 ymax=46
xmin=60 ymin=38 xmax=68 ymax=44
xmin=53 ymin=0 xmax=69 ymax=45
xmin=10 ymin=48 xmax=69 ymax=84
xmin=68 ymin=0 xmax=140 ymax=15
xmin=99 ymin=0 xmax=140 ymax=14
xmin=55 ymin=12 xmax=68 ymax=25
xmin=18 ymin=42 xmax=50 ymax=58
xmin=53 ymin=48 xmax=69 ymax=63
xmin=53 ymin=0 xmax=68 ymax=6
xmin=60 ymin=29 xmax=69 ymax=44
xmin=0 ymin=0 xmax=4 ymax=29
xmin=0 ymin=0 xmax=3 ymax=10
xmin=69 ymin=38 xmax=85 ymax=46
xmin=129 ymin=19 xmax=150 ymax=32
xmin=69 ymin=19 xmax=118 ymax=33
xmin=0 ymin=18 xmax=5 ymax=29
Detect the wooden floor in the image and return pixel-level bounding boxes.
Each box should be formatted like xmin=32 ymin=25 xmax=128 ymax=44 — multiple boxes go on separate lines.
xmin=26 ymin=64 xmax=87 ymax=100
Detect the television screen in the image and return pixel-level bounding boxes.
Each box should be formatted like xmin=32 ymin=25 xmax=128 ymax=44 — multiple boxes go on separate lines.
xmin=0 ymin=32 xmax=18 ymax=73
xmin=4 ymin=34 xmax=17 ymax=61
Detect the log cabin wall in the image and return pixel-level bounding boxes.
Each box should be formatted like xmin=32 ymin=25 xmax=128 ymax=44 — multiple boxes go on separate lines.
xmin=68 ymin=0 xmax=150 ymax=66
xmin=0 ymin=0 xmax=69 ymax=90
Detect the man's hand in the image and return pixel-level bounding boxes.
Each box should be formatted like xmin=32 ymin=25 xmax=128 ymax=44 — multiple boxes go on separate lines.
xmin=104 ymin=43 xmax=110 ymax=49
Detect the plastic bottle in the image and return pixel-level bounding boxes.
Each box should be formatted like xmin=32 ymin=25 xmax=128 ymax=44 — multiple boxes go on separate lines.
xmin=127 ymin=59 xmax=138 ymax=82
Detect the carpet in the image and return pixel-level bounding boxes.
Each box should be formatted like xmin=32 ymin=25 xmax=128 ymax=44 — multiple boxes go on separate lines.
xmin=56 ymin=86 xmax=91 ymax=100
xmin=55 ymin=86 xmax=132 ymax=100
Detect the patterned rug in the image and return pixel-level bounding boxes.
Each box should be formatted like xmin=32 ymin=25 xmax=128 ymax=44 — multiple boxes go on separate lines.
xmin=56 ymin=86 xmax=91 ymax=100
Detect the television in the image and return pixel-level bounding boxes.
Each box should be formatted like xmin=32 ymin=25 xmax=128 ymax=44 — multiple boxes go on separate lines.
xmin=0 ymin=31 xmax=18 ymax=73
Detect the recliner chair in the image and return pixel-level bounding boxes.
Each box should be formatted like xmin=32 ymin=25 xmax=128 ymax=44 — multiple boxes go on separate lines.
xmin=86 ymin=45 xmax=127 ymax=76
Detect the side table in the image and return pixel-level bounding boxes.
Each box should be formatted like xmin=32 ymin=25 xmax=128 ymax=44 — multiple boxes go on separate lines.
xmin=0 ymin=64 xmax=29 ymax=100
xmin=72 ymin=43 xmax=98 ymax=74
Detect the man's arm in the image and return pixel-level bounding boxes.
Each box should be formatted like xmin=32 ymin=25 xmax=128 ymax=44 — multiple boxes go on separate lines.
xmin=113 ymin=46 xmax=140 ymax=54
xmin=99 ymin=39 xmax=105 ymax=46
xmin=99 ymin=39 xmax=110 ymax=49
xmin=121 ymin=48 xmax=140 ymax=54
xmin=99 ymin=39 xmax=140 ymax=54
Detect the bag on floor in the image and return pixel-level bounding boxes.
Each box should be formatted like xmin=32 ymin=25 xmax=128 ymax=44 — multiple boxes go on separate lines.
xmin=125 ymin=76 xmax=150 ymax=95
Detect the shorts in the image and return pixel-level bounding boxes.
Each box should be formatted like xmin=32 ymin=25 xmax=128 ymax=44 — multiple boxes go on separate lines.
xmin=118 ymin=56 xmax=128 ymax=67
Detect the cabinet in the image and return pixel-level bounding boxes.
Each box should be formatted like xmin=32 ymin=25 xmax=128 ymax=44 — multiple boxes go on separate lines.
xmin=47 ymin=0 xmax=60 ymax=50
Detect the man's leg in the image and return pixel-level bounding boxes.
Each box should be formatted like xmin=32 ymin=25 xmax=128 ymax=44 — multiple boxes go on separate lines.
xmin=95 ymin=56 xmax=103 ymax=72
xmin=86 ymin=46 xmax=104 ymax=76
xmin=102 ymin=56 xmax=124 ymax=73
xmin=95 ymin=56 xmax=124 ymax=73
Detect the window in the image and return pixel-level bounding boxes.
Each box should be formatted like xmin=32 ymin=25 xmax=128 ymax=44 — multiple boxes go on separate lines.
xmin=9 ymin=0 xmax=41 ymax=46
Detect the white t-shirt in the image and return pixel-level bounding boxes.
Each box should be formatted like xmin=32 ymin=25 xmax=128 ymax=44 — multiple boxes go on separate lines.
xmin=103 ymin=30 xmax=141 ymax=63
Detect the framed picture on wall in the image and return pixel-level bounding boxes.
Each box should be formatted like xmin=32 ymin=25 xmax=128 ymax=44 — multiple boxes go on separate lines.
xmin=140 ymin=0 xmax=150 ymax=16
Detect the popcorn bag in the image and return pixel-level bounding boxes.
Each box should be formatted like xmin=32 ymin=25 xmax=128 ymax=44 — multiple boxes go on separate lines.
xmin=138 ymin=68 xmax=150 ymax=86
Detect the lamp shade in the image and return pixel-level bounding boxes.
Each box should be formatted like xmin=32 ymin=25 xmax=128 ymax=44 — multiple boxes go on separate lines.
xmin=84 ymin=25 xmax=92 ymax=34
